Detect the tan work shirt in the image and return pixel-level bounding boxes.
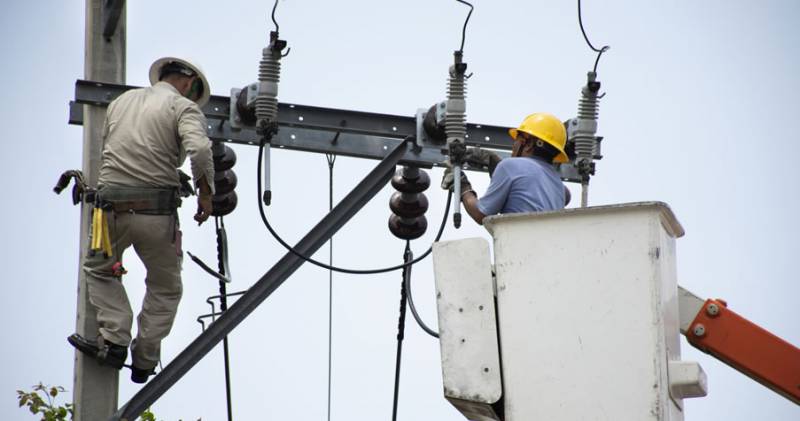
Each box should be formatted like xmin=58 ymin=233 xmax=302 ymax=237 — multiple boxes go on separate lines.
xmin=99 ymin=81 xmax=215 ymax=194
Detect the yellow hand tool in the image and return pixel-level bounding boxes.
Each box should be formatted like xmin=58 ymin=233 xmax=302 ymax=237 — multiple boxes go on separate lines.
xmin=90 ymin=207 xmax=114 ymax=257
xmin=100 ymin=209 xmax=113 ymax=257
xmin=91 ymin=207 xmax=101 ymax=251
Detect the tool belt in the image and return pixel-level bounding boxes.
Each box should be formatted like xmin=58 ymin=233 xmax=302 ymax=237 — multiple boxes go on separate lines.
xmin=97 ymin=186 xmax=181 ymax=215
xmin=53 ymin=172 xmax=184 ymax=259
xmin=87 ymin=186 xmax=180 ymax=259
xmin=53 ymin=169 xmax=194 ymax=206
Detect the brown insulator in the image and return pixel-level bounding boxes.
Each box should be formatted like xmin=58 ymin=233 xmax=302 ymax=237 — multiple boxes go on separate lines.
xmin=389 ymin=192 xmax=429 ymax=218
xmin=214 ymin=170 xmax=238 ymax=195
xmin=388 ymin=215 xmax=428 ymax=240
xmin=213 ymin=144 xmax=237 ymax=171
xmin=391 ymin=168 xmax=430 ymax=194
xmin=212 ymin=191 xmax=238 ymax=217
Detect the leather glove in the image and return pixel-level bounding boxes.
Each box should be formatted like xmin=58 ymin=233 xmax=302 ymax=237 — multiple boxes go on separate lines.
xmin=441 ymin=162 xmax=472 ymax=196
xmin=464 ymin=147 xmax=502 ymax=177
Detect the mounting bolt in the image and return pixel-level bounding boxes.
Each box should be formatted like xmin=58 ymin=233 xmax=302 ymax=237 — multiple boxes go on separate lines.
xmin=706 ymin=303 xmax=720 ymax=317
xmin=693 ymin=324 xmax=706 ymax=337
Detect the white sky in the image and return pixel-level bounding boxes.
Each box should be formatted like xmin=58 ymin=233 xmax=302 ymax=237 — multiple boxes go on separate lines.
xmin=1 ymin=1 xmax=799 ymax=420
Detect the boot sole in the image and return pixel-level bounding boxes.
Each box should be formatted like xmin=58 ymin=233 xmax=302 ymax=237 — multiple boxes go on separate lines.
xmin=67 ymin=334 xmax=126 ymax=369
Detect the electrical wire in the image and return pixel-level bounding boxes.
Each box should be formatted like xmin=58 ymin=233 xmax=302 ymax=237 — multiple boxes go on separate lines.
xmin=214 ymin=216 xmax=234 ymax=421
xmin=404 ymin=260 xmax=439 ymax=338
xmin=187 ymin=251 xmax=231 ymax=283
xmin=325 ymin=153 xmax=335 ymax=421
xmin=270 ymin=0 xmax=280 ymax=33
xmin=577 ymin=0 xmax=610 ymax=73
xmin=256 ymin=141 xmax=452 ymax=274
xmin=454 ymin=0 xmax=474 ymax=53
xmin=391 ymin=241 xmax=412 ymax=421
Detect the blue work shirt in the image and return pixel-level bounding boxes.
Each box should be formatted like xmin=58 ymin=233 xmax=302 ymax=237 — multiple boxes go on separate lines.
xmin=477 ymin=156 xmax=565 ymax=215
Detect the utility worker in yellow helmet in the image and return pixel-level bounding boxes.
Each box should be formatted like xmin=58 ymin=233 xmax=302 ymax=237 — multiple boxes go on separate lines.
xmin=68 ymin=57 xmax=215 ymax=384
xmin=441 ymin=113 xmax=570 ymax=224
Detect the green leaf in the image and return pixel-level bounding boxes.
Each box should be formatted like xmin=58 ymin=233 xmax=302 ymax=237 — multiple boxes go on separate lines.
xmin=139 ymin=408 xmax=157 ymax=421
xmin=50 ymin=387 xmax=58 ymax=398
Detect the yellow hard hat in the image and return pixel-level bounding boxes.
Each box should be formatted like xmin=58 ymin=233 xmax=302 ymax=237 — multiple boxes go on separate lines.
xmin=508 ymin=113 xmax=569 ymax=163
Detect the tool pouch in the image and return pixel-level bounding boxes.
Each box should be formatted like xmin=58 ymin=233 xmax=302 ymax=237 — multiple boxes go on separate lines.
xmin=97 ymin=186 xmax=181 ymax=215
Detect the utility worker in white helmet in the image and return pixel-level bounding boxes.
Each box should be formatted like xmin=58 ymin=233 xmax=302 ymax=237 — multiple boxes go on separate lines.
xmin=68 ymin=57 xmax=215 ymax=384
xmin=442 ymin=113 xmax=571 ymax=224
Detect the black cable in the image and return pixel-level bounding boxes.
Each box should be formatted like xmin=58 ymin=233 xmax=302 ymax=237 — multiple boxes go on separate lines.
xmin=215 ymin=217 xmax=234 ymax=421
xmin=270 ymin=0 xmax=280 ymax=33
xmin=256 ymin=141 xmax=452 ymax=274
xmin=455 ymin=0 xmax=474 ymax=53
xmin=404 ymin=259 xmax=440 ymax=338
xmin=577 ymin=0 xmax=610 ymax=73
xmin=391 ymin=242 xmax=412 ymax=421
xmin=187 ymin=252 xmax=231 ymax=283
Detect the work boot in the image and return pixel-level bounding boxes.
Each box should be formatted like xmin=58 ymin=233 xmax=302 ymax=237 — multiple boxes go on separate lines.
xmin=67 ymin=333 xmax=127 ymax=369
xmin=130 ymin=366 xmax=155 ymax=384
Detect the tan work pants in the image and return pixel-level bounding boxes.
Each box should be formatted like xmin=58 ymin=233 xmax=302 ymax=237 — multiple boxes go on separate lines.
xmin=83 ymin=211 xmax=182 ymax=370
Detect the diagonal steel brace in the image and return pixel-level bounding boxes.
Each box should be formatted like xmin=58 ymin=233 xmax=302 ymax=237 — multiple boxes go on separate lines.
xmin=110 ymin=140 xmax=411 ymax=421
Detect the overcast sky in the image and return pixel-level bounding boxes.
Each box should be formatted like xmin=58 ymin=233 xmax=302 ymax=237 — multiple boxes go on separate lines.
xmin=1 ymin=1 xmax=799 ymax=420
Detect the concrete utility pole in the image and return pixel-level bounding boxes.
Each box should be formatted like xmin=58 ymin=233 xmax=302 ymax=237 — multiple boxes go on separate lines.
xmin=73 ymin=1 xmax=125 ymax=419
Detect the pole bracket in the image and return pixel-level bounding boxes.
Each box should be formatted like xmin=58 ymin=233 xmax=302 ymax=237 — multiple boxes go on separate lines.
xmin=101 ymin=0 xmax=125 ymax=39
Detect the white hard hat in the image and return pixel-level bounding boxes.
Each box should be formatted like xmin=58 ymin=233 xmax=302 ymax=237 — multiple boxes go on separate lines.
xmin=149 ymin=56 xmax=211 ymax=108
